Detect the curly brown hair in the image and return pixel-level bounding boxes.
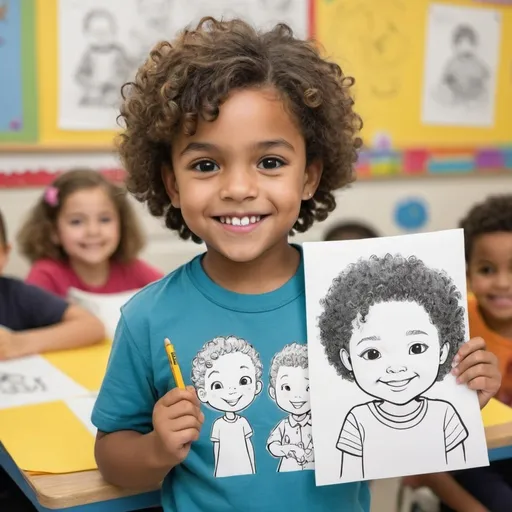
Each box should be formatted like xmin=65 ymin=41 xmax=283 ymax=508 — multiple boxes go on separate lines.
xmin=17 ymin=169 xmax=146 ymax=263
xmin=0 ymin=208 xmax=7 ymax=247
xmin=459 ymin=194 xmax=512 ymax=263
xmin=117 ymin=17 xmax=362 ymax=243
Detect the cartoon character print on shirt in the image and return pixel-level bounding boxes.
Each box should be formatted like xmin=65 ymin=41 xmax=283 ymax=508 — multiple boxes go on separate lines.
xmin=191 ymin=336 xmax=263 ymax=478
xmin=267 ymin=343 xmax=314 ymax=472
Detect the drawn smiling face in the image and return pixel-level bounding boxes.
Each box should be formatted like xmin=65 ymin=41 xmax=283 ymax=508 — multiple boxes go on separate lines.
xmin=198 ymin=352 xmax=263 ymax=413
xmin=270 ymin=365 xmax=310 ymax=416
xmin=341 ymin=301 xmax=449 ymax=405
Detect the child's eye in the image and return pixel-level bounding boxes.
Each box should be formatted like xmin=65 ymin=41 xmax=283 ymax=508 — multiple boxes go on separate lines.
xmin=409 ymin=343 xmax=428 ymax=355
xmin=211 ymin=381 xmax=223 ymax=390
xmin=69 ymin=219 xmax=82 ymax=226
xmin=361 ymin=349 xmax=381 ymax=361
xmin=239 ymin=376 xmax=252 ymax=386
xmin=100 ymin=216 xmax=112 ymax=223
xmin=281 ymin=384 xmax=291 ymax=391
xmin=193 ymin=160 xmax=219 ymax=173
xmin=257 ymin=157 xmax=284 ymax=170
xmin=478 ymin=266 xmax=494 ymax=275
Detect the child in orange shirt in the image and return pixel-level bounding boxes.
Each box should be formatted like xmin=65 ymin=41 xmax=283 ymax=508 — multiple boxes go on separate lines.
xmin=405 ymin=195 xmax=512 ymax=512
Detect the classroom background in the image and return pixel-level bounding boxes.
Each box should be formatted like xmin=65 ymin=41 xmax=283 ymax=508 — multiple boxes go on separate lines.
xmin=1 ymin=1 xmax=512 ymax=511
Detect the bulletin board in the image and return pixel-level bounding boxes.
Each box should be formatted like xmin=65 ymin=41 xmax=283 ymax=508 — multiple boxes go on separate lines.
xmin=317 ymin=0 xmax=512 ymax=178
xmin=0 ymin=0 xmax=511 ymax=185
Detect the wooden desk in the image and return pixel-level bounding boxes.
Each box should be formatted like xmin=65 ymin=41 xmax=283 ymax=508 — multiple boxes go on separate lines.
xmin=2 ymin=421 xmax=511 ymax=511
xmin=1 ymin=443 xmax=160 ymax=512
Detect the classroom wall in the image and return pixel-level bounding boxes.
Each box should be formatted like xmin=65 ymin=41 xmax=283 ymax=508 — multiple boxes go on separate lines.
xmin=2 ymin=150 xmax=510 ymax=278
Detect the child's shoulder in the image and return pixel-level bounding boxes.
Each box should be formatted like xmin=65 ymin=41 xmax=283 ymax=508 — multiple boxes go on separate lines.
xmin=120 ymin=259 xmax=191 ymax=317
xmin=30 ymin=258 xmax=69 ymax=274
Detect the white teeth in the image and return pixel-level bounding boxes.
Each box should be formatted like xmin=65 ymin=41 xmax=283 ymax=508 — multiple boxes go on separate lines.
xmin=219 ymin=215 xmax=262 ymax=226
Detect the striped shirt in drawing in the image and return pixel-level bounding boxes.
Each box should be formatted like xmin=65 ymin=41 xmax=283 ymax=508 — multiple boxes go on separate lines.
xmin=337 ymin=398 xmax=468 ymax=480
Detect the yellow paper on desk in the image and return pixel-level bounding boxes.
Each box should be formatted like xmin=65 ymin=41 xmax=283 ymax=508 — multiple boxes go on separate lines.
xmin=0 ymin=401 xmax=97 ymax=473
xmin=44 ymin=340 xmax=112 ymax=391
xmin=482 ymin=398 xmax=512 ymax=427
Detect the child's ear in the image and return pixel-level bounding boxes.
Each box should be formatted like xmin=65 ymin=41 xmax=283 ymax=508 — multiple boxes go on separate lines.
xmin=440 ymin=342 xmax=450 ymax=365
xmin=197 ymin=388 xmax=208 ymax=403
xmin=301 ymin=159 xmax=323 ymax=201
xmin=269 ymin=386 xmax=276 ymax=400
xmin=255 ymin=380 xmax=263 ymax=395
xmin=161 ymin=165 xmax=180 ymax=208
xmin=340 ymin=348 xmax=353 ymax=372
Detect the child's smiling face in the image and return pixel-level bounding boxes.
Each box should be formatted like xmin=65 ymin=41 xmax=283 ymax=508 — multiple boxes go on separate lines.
xmin=197 ymin=352 xmax=262 ymax=412
xmin=341 ymin=301 xmax=449 ymax=405
xmin=270 ymin=365 xmax=310 ymax=416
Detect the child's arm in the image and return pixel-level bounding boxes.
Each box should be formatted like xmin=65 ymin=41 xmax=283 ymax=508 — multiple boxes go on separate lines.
xmin=95 ymin=387 xmax=203 ymax=489
xmin=0 ymin=304 xmax=105 ymax=359
xmin=407 ymin=473 xmax=488 ymax=512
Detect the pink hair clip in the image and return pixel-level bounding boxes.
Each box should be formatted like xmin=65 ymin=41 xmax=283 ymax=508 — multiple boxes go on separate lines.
xmin=44 ymin=186 xmax=59 ymax=207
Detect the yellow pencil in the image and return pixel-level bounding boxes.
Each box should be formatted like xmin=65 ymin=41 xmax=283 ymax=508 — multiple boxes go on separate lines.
xmin=165 ymin=338 xmax=185 ymax=389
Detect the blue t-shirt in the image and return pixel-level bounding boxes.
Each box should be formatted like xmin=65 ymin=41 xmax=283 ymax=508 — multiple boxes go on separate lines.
xmin=92 ymin=249 xmax=370 ymax=512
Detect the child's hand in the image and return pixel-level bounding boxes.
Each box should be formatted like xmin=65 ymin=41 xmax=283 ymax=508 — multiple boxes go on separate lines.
xmin=151 ymin=386 xmax=204 ymax=467
xmin=0 ymin=330 xmax=23 ymax=360
xmin=451 ymin=337 xmax=501 ymax=409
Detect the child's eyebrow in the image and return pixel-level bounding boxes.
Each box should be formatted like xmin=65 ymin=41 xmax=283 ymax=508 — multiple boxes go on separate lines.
xmin=207 ymin=369 xmax=220 ymax=378
xmin=357 ymin=335 xmax=380 ymax=346
xmin=405 ymin=330 xmax=428 ymax=336
xmin=240 ymin=365 xmax=249 ymax=370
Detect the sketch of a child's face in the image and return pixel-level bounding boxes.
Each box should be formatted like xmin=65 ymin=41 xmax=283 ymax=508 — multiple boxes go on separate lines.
xmin=340 ymin=301 xmax=450 ymax=405
xmin=270 ymin=365 xmax=310 ymax=416
xmin=197 ymin=352 xmax=262 ymax=412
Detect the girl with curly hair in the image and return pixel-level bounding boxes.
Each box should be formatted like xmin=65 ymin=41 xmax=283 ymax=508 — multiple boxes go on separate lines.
xmin=18 ymin=169 xmax=162 ymax=298
xmin=91 ymin=16 xmax=371 ymax=512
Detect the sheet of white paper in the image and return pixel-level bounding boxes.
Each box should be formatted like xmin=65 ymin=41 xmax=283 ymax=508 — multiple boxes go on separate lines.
xmin=304 ymin=229 xmax=489 ymax=486
xmin=0 ymin=356 xmax=89 ymax=410
xmin=58 ymin=0 xmax=309 ymax=130
xmin=421 ymin=3 xmax=501 ymax=127
xmin=68 ymin=288 xmax=137 ymax=340
xmin=64 ymin=393 xmax=98 ymax=436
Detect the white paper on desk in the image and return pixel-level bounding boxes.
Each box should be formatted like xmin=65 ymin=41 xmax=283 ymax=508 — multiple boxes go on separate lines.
xmin=64 ymin=393 xmax=98 ymax=436
xmin=0 ymin=356 xmax=88 ymax=410
xmin=304 ymin=230 xmax=490 ymax=486
xmin=68 ymin=288 xmax=137 ymax=340
xmin=421 ymin=3 xmax=501 ymax=127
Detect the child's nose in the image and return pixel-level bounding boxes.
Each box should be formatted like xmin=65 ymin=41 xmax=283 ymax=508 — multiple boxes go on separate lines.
xmin=386 ymin=365 xmax=407 ymax=374
xmin=219 ymin=167 xmax=258 ymax=202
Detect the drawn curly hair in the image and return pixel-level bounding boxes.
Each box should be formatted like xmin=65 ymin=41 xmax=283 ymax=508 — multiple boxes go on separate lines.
xmin=17 ymin=169 xmax=146 ymax=263
xmin=318 ymin=254 xmax=465 ymax=382
xmin=269 ymin=343 xmax=308 ymax=391
xmin=459 ymin=194 xmax=512 ymax=263
xmin=191 ymin=336 xmax=263 ymax=390
xmin=117 ymin=17 xmax=362 ymax=243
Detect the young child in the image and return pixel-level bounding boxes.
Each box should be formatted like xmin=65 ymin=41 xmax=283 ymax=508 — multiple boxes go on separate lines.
xmin=90 ymin=18 xmax=500 ymax=512
xmin=267 ymin=343 xmax=314 ymax=472
xmin=191 ymin=336 xmax=263 ymax=478
xmin=319 ymin=254 xmax=469 ymax=480
xmin=18 ymin=169 xmax=163 ymax=298
xmin=404 ymin=195 xmax=512 ymax=512
xmin=0 ymin=207 xmax=104 ymax=360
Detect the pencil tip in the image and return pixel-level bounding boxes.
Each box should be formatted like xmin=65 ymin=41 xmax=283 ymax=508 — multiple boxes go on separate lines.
xmin=164 ymin=338 xmax=171 ymax=346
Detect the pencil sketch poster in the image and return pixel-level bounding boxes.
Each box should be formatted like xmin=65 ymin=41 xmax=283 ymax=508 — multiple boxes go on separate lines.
xmin=58 ymin=0 xmax=309 ymax=131
xmin=421 ymin=3 xmax=501 ymax=127
xmin=303 ymin=229 xmax=489 ymax=486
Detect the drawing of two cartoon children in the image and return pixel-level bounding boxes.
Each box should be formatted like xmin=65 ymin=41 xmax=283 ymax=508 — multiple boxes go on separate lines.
xmin=191 ymin=337 xmax=313 ymax=477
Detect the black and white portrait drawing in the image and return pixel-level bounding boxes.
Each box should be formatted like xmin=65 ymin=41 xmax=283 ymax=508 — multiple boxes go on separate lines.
xmin=421 ymin=4 xmax=501 ymax=127
xmin=74 ymin=9 xmax=131 ymax=108
xmin=58 ymin=0 xmax=309 ymax=130
xmin=303 ymin=230 xmax=490 ymax=485
xmin=0 ymin=355 xmax=88 ymax=410
xmin=267 ymin=343 xmax=314 ymax=472
xmin=191 ymin=336 xmax=263 ymax=478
